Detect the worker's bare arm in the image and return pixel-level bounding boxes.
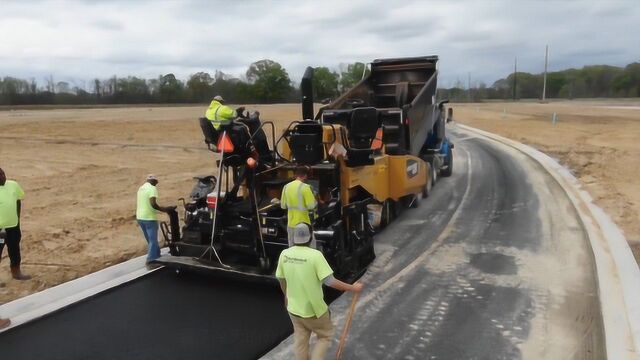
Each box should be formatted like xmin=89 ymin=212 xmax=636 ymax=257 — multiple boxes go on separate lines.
xmin=150 ymin=197 xmax=175 ymax=213
xmin=325 ymin=276 xmax=363 ymax=293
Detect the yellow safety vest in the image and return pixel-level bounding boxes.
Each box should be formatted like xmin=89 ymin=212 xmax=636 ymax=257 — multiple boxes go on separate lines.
xmin=205 ymin=100 xmax=236 ymax=130
xmin=281 ymin=179 xmax=317 ymax=227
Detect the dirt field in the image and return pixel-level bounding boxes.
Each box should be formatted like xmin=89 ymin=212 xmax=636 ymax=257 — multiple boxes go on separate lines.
xmin=452 ymin=100 xmax=640 ymax=262
xmin=0 ymin=100 xmax=638 ymax=304
xmin=0 ymin=104 xmax=301 ymax=303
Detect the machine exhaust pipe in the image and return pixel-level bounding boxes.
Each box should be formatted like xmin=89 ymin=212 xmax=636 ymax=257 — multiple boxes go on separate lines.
xmin=301 ymin=66 xmax=314 ymax=120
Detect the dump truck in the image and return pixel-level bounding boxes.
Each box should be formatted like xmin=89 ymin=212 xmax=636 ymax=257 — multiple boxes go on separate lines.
xmin=157 ymin=55 xmax=453 ymax=281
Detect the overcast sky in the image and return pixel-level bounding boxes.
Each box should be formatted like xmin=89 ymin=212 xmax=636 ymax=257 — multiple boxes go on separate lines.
xmin=1 ymin=0 xmax=638 ymax=89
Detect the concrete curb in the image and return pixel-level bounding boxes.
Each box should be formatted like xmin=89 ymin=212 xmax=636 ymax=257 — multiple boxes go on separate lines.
xmin=0 ymin=249 xmax=167 ymax=333
xmin=458 ymin=123 xmax=640 ymax=359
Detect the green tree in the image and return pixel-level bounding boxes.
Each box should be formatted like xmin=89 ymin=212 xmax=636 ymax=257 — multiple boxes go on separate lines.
xmin=187 ymin=72 xmax=214 ymax=102
xmin=312 ymin=67 xmax=339 ymax=100
xmin=246 ymin=59 xmax=292 ymax=102
xmin=612 ymin=62 xmax=640 ymax=97
xmin=581 ymin=65 xmax=622 ymax=97
xmin=56 ymin=81 xmax=71 ymax=94
xmin=339 ymin=62 xmax=367 ymax=92
xmin=546 ymin=72 xmax=567 ymax=98
xmin=159 ymin=73 xmax=184 ymax=103
xmin=115 ymin=76 xmax=149 ymax=103
xmin=93 ymin=79 xmax=102 ymax=98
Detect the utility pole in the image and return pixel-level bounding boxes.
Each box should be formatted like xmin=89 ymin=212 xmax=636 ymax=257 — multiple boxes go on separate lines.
xmin=542 ymin=45 xmax=549 ymax=101
xmin=468 ymin=72 xmax=471 ymax=102
xmin=513 ymin=57 xmax=517 ymax=100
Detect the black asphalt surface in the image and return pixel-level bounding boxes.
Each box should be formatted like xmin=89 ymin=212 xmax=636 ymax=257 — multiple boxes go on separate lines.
xmin=339 ymin=135 xmax=542 ymax=358
xmin=0 ymin=270 xmax=292 ymax=360
xmin=265 ymin=127 xmax=602 ymax=359
xmin=0 ymin=127 xmax=603 ymax=359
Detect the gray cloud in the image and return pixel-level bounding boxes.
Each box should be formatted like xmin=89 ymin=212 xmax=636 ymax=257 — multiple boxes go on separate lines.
xmin=0 ymin=0 xmax=638 ymax=89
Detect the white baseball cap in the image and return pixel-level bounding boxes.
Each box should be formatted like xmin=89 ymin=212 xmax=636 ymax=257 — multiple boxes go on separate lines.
xmin=292 ymin=223 xmax=312 ymax=245
xmin=146 ymin=174 xmax=158 ymax=181
xmin=214 ymin=95 xmax=224 ymax=102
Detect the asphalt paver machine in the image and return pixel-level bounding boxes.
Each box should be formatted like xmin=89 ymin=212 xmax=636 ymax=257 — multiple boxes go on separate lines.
xmin=157 ymin=56 xmax=453 ymax=282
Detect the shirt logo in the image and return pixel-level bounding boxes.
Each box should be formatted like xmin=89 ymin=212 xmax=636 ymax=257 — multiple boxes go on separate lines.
xmin=283 ymin=255 xmax=307 ymax=264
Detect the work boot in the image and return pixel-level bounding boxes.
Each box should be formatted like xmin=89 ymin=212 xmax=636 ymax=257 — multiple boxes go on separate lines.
xmin=0 ymin=318 xmax=10 ymax=330
xmin=11 ymin=266 xmax=31 ymax=280
xmin=145 ymin=263 xmax=162 ymax=271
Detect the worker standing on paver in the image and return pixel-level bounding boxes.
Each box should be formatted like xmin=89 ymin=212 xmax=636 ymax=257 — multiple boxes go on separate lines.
xmin=205 ymin=95 xmax=237 ymax=130
xmin=0 ymin=167 xmax=31 ymax=280
xmin=136 ymin=174 xmax=175 ymax=269
xmin=281 ymin=166 xmax=318 ymax=247
xmin=276 ymin=223 xmax=363 ymax=360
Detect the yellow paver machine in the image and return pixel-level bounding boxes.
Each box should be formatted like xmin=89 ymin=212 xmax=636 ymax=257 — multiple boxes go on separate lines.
xmin=158 ymin=56 xmax=453 ymax=281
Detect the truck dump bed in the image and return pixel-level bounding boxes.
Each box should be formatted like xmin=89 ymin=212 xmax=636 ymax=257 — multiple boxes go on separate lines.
xmin=321 ymin=56 xmax=439 ymax=156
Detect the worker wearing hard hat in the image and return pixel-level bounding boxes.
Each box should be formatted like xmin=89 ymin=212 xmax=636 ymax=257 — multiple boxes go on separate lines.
xmin=205 ymin=95 xmax=237 ymax=130
xmin=276 ymin=223 xmax=363 ymax=360
xmin=280 ymin=166 xmax=317 ymax=247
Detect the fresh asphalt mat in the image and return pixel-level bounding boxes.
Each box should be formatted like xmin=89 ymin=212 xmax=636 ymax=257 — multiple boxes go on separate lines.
xmin=0 ymin=269 xmax=293 ymax=360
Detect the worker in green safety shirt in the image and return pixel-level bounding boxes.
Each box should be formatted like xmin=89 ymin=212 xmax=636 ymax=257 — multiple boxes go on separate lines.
xmin=0 ymin=167 xmax=31 ymax=281
xmin=281 ymin=165 xmax=318 ymax=247
xmin=136 ymin=174 xmax=175 ymax=269
xmin=276 ymin=223 xmax=363 ymax=360
xmin=205 ymin=95 xmax=237 ymax=130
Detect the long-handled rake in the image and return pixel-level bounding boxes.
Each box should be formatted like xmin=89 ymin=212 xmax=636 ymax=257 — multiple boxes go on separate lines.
xmin=336 ymin=291 xmax=360 ymax=360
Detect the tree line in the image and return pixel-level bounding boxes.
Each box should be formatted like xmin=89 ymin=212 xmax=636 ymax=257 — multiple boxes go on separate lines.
xmin=0 ymin=59 xmax=362 ymax=106
xmin=440 ymin=62 xmax=640 ymax=102
xmin=0 ymin=60 xmax=638 ymax=106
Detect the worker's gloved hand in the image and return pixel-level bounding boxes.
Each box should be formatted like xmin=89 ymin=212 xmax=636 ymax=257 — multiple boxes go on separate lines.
xmin=235 ymin=107 xmax=246 ymax=117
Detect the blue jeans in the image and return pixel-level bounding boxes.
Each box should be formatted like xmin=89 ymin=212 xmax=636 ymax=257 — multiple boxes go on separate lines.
xmin=137 ymin=220 xmax=160 ymax=262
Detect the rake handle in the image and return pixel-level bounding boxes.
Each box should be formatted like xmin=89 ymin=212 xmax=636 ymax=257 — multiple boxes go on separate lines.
xmin=336 ymin=291 xmax=360 ymax=360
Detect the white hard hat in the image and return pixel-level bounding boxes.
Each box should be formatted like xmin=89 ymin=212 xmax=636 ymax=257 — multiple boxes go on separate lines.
xmin=214 ymin=95 xmax=224 ymax=102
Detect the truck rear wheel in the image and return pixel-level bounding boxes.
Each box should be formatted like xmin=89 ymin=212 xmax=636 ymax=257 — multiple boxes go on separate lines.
xmin=441 ymin=147 xmax=453 ymax=177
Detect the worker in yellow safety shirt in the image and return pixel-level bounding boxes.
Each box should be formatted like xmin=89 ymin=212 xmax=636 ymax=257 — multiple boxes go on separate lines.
xmin=281 ymin=166 xmax=317 ymax=247
xmin=205 ymin=95 xmax=237 ymax=130
xmin=276 ymin=223 xmax=363 ymax=360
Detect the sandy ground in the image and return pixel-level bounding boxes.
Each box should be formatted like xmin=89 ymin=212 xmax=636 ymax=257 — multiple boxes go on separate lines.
xmin=0 ymin=100 xmax=638 ymax=304
xmin=452 ymin=99 xmax=640 ymax=263
xmin=0 ymin=104 xmax=302 ymax=303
